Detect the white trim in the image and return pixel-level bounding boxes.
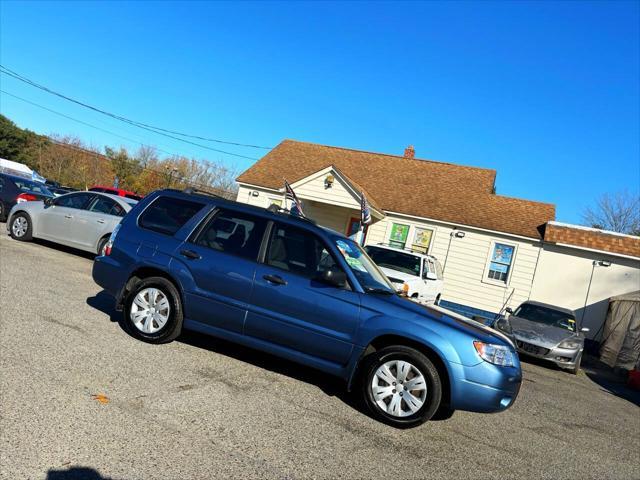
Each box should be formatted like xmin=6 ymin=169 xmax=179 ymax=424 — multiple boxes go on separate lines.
xmin=482 ymin=240 xmax=518 ymax=288
xmin=385 ymin=210 xmax=542 ymax=242
xmin=549 ymin=242 xmax=640 ymax=261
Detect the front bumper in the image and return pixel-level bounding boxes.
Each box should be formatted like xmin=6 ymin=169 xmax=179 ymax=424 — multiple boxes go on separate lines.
xmin=515 ymin=340 xmax=582 ymax=369
xmin=449 ymin=360 xmax=522 ymax=413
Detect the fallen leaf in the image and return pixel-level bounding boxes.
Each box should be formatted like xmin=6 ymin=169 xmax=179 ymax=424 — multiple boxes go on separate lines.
xmin=91 ymin=393 xmax=109 ymax=404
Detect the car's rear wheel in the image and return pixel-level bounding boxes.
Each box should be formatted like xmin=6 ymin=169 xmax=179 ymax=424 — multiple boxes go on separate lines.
xmin=360 ymin=345 xmax=442 ymax=428
xmin=9 ymin=213 xmax=33 ymax=241
xmin=123 ymin=277 xmax=183 ymax=343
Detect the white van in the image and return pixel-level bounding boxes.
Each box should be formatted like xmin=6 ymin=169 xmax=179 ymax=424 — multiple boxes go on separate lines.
xmin=364 ymin=243 xmax=444 ymax=305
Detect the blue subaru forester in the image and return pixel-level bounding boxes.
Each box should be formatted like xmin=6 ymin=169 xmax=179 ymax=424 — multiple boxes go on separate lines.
xmin=93 ymin=189 xmax=521 ymax=428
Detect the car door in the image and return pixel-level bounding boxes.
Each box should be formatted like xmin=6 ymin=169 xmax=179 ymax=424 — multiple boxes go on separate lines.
xmin=81 ymin=195 xmax=125 ymax=250
xmin=177 ymin=207 xmax=268 ymax=335
xmin=245 ymin=222 xmax=361 ymax=366
xmin=37 ymin=192 xmax=95 ymax=244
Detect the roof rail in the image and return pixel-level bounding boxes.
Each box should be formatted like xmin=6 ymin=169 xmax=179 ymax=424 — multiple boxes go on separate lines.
xmin=183 ymin=187 xmax=224 ymax=199
xmin=266 ymin=204 xmax=317 ymax=225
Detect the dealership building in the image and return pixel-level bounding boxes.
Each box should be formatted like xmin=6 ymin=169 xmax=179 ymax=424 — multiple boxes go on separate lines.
xmin=236 ymin=140 xmax=640 ymax=339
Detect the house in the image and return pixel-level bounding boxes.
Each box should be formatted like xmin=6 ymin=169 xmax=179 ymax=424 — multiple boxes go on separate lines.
xmin=236 ymin=139 xmax=640 ymax=338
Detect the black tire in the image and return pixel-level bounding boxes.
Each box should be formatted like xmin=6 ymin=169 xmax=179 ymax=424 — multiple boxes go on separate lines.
xmin=360 ymin=345 xmax=442 ymax=428
xmin=9 ymin=212 xmax=33 ymax=241
xmin=97 ymin=236 xmax=109 ymax=256
xmin=123 ymin=276 xmax=183 ymax=344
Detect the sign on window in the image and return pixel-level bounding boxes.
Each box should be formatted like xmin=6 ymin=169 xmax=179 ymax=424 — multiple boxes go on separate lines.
xmin=487 ymin=243 xmax=514 ymax=282
xmin=412 ymin=227 xmax=433 ymax=253
xmin=389 ymin=223 xmax=409 ymax=248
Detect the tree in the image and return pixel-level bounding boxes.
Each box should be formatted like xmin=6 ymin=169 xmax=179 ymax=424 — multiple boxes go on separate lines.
xmin=582 ymin=190 xmax=640 ymax=236
xmin=0 ymin=114 xmax=46 ymax=168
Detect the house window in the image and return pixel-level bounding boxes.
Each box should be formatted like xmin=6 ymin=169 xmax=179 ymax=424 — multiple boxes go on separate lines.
xmin=268 ymin=197 xmax=283 ymax=209
xmin=412 ymin=227 xmax=433 ymax=254
xmin=389 ymin=223 xmax=410 ymax=249
xmin=487 ymin=242 xmax=515 ymax=283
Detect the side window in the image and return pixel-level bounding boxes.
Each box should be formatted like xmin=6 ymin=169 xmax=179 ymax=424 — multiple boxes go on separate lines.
xmin=54 ymin=193 xmax=94 ymax=209
xmin=266 ymin=223 xmax=340 ymax=279
xmin=194 ymin=209 xmax=267 ymax=260
xmin=111 ymin=203 xmax=126 ymax=217
xmin=88 ymin=196 xmax=117 ymax=215
xmin=139 ymin=196 xmax=205 ymax=236
xmin=487 ymin=242 xmax=515 ymax=283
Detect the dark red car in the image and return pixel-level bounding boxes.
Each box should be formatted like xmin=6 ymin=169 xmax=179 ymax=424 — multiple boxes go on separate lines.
xmin=89 ymin=185 xmax=143 ymax=201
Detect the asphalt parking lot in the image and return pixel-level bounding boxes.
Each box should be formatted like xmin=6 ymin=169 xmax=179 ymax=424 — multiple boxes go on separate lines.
xmin=1 ymin=231 xmax=639 ymax=480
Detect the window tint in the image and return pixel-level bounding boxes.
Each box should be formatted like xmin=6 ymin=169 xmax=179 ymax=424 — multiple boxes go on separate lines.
xmin=266 ymin=223 xmax=340 ymax=279
xmin=12 ymin=178 xmax=52 ymax=195
xmin=88 ymin=196 xmax=126 ymax=217
xmin=139 ymin=196 xmax=204 ymax=236
xmin=487 ymin=243 xmax=515 ymax=283
xmin=54 ymin=193 xmax=94 ymax=209
xmin=365 ymin=246 xmax=421 ymax=277
xmin=194 ymin=209 xmax=266 ymax=260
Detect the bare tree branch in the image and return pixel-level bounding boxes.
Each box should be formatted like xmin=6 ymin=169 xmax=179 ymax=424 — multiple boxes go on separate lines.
xmin=582 ymin=190 xmax=640 ymax=235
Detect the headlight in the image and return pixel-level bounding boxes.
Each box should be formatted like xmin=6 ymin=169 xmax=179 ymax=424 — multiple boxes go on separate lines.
xmin=473 ymin=341 xmax=516 ymax=367
xmin=558 ymin=340 xmax=581 ymax=350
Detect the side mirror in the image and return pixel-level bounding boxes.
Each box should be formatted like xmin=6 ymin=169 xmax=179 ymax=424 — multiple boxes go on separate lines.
xmin=44 ymin=198 xmax=54 ymax=207
xmin=581 ymin=327 xmax=590 ymax=333
xmin=425 ymin=272 xmax=437 ymax=281
xmin=505 ymin=307 xmax=513 ymax=314
xmin=318 ymin=266 xmax=347 ymax=288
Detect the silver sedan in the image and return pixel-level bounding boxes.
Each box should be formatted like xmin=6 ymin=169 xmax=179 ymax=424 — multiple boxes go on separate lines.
xmin=493 ymin=301 xmax=588 ymax=374
xmin=6 ymin=191 xmax=135 ymax=255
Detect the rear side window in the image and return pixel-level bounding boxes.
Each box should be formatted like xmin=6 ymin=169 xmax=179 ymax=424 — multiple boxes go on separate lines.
xmin=194 ymin=208 xmax=267 ymax=260
xmin=139 ymin=196 xmax=205 ymax=236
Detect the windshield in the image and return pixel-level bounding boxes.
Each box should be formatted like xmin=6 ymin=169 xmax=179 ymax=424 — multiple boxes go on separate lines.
xmin=333 ymin=238 xmax=395 ymax=293
xmin=514 ymin=304 xmax=577 ymax=332
xmin=13 ymin=178 xmax=53 ymax=196
xmin=365 ymin=246 xmax=421 ymax=276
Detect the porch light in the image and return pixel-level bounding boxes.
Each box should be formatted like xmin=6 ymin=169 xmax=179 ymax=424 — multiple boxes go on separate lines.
xmin=452 ymin=230 xmax=465 ymax=238
xmin=324 ymin=174 xmax=335 ymax=189
xmin=594 ymin=260 xmax=611 ymax=267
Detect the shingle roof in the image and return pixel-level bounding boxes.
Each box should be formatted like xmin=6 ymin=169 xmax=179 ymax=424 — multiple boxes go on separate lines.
xmin=543 ymin=222 xmax=640 ymax=258
xmin=237 ymin=139 xmax=556 ymax=238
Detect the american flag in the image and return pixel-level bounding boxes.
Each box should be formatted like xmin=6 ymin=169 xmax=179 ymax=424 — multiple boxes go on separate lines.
xmin=360 ymin=191 xmax=372 ymax=225
xmin=284 ymin=180 xmax=305 ymax=218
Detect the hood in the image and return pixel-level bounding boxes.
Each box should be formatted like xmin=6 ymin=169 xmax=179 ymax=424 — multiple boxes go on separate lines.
xmin=379 ymin=267 xmax=419 ymax=284
xmin=509 ymin=316 xmax=578 ymax=348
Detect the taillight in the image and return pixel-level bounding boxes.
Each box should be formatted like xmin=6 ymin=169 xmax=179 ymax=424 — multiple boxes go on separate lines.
xmin=16 ymin=193 xmax=38 ymax=203
xmin=104 ymin=223 xmax=121 ymax=256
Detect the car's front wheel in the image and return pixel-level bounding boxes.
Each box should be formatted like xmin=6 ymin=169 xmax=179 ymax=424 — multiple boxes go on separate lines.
xmin=123 ymin=277 xmax=183 ymax=344
xmin=9 ymin=212 xmax=33 ymax=241
xmin=361 ymin=345 xmax=442 ymax=428
xmin=570 ymin=351 xmax=583 ymax=375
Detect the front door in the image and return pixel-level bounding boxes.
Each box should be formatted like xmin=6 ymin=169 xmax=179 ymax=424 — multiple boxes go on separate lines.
xmin=38 ymin=192 xmax=95 ymax=244
xmin=178 ymin=208 xmax=268 ymax=335
xmin=245 ymin=222 xmax=360 ymax=366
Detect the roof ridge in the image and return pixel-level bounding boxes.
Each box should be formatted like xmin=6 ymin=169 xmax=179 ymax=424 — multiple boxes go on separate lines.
xmin=281 ymin=139 xmax=496 ymax=174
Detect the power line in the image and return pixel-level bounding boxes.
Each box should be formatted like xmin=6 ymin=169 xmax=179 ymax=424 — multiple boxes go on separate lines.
xmin=1 ymin=89 xmax=199 ymax=159
xmin=0 ymin=65 xmax=268 ymax=160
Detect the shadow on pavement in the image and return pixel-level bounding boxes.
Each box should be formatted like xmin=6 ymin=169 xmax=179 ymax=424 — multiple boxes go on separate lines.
xmin=47 ymin=466 xmax=115 ymax=480
xmin=86 ymin=291 xmax=120 ymax=323
xmin=32 ymin=238 xmax=96 ymax=260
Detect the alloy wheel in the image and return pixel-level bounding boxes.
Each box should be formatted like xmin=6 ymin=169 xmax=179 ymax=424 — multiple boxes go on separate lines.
xmin=130 ymin=288 xmax=171 ymax=334
xmin=11 ymin=217 xmax=28 ymax=238
xmin=371 ymin=360 xmax=428 ymax=417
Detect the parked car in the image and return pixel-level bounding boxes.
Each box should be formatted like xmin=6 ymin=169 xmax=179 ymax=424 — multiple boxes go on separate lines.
xmin=364 ymin=244 xmax=444 ymax=305
xmin=6 ymin=191 xmax=135 ymax=255
xmin=89 ymin=185 xmax=143 ymax=201
xmin=492 ymin=301 xmax=588 ymax=374
xmin=0 ymin=173 xmax=54 ymax=222
xmin=45 ymin=180 xmax=78 ymax=197
xmin=92 ymin=189 xmax=521 ymax=428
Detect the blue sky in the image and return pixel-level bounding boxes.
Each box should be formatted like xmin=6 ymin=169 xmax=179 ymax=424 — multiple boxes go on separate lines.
xmin=1 ymin=1 xmax=638 ymax=223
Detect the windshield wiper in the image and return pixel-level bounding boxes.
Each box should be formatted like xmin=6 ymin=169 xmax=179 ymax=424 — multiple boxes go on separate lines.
xmin=364 ymin=287 xmax=395 ymax=295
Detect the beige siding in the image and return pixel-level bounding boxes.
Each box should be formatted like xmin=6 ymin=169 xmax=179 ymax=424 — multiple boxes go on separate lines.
xmin=292 ymin=170 xmax=361 ymax=209
xmin=363 ymin=214 xmax=541 ymax=313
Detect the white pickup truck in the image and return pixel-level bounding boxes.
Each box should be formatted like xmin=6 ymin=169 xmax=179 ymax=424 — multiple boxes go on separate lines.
xmin=365 ymin=244 xmax=444 ymax=305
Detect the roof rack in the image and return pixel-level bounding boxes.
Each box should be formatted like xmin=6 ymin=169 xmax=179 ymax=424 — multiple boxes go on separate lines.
xmin=266 ymin=204 xmax=317 ymax=225
xmin=183 ymin=187 xmax=224 ymax=199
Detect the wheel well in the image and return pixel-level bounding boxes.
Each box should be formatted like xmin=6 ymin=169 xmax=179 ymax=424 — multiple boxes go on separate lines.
xmin=118 ymin=267 xmax=182 ymax=309
xmin=354 ymin=334 xmax=451 ymax=408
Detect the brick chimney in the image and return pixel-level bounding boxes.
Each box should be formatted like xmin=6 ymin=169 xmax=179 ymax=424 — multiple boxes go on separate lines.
xmin=404 ymin=145 xmax=415 ymax=159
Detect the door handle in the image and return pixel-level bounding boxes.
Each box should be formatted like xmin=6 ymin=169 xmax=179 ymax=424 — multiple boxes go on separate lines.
xmin=64 ymin=215 xmax=73 ymax=219
xmin=97 ymin=219 xmax=105 ymax=224
xmin=180 ymin=249 xmax=201 ymax=260
xmin=263 ymin=274 xmax=287 ymax=286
